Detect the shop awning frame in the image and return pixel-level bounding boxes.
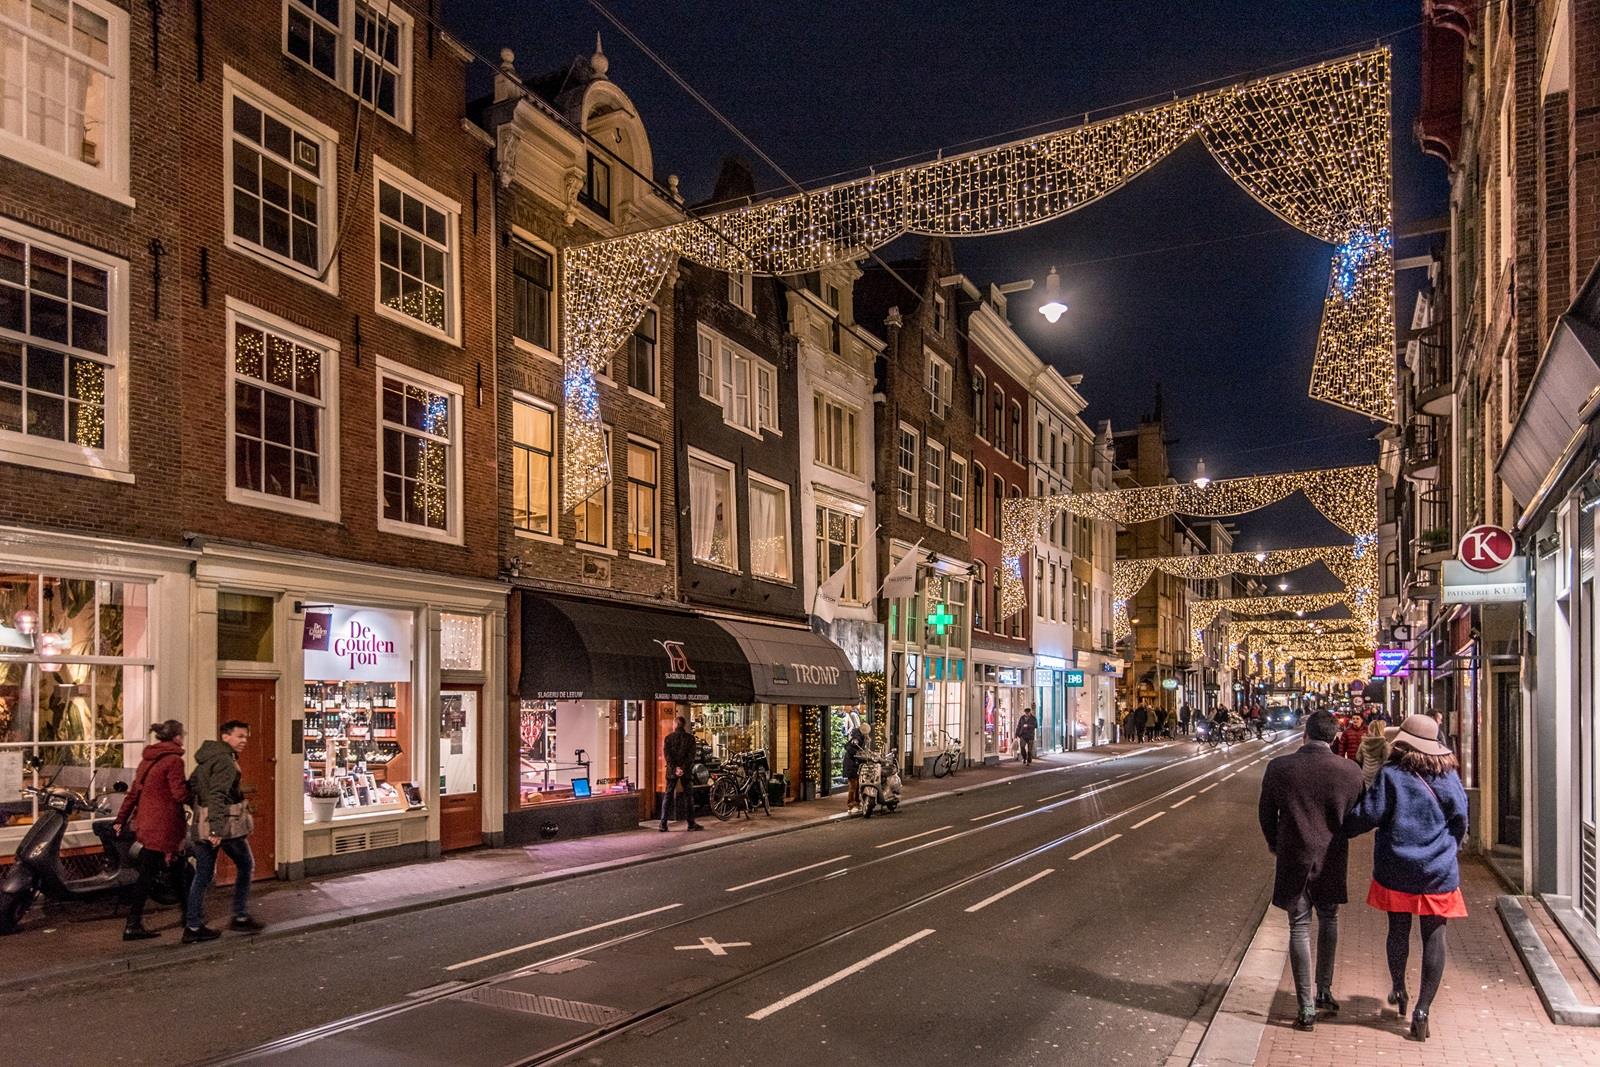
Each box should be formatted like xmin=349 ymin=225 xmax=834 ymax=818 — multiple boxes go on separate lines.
xmin=715 ymin=618 xmax=860 ymax=705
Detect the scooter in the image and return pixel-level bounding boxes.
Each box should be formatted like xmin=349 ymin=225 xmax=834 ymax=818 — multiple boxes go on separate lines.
xmin=0 ymin=777 xmax=138 ymax=934
xmin=859 ymin=748 xmax=903 ymax=818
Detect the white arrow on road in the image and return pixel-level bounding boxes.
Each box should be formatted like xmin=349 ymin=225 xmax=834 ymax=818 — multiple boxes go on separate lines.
xmin=674 ymin=936 xmax=751 ymax=957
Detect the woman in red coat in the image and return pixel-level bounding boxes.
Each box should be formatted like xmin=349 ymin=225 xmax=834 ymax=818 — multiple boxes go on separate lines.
xmin=114 ymin=719 xmax=191 ymax=940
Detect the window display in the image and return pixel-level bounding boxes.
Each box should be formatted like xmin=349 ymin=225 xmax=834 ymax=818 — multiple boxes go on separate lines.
xmin=517 ymin=698 xmax=640 ymax=805
xmin=301 ymin=681 xmax=416 ymax=820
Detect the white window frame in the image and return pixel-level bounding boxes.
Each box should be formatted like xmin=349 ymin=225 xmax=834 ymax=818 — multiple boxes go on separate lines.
xmin=696 ymin=330 xmax=716 ymax=399
xmin=509 ymin=227 xmax=557 ymax=361
xmin=896 ymin=424 xmax=919 ymax=517
xmin=755 ymin=360 xmax=779 ymax=432
xmin=925 ymin=350 xmax=952 ymax=419
xmin=688 ymin=447 xmax=739 ymax=572
xmin=626 ymin=307 xmax=660 ymax=402
xmin=0 ymin=216 xmax=129 ymax=481
xmin=815 ymin=500 xmax=864 ymax=605
xmin=923 ymin=440 xmax=945 ymax=530
xmin=729 ymin=270 xmax=753 ymax=314
xmin=281 ymin=0 xmax=414 ymax=130
xmin=947 ymin=454 xmax=966 ymax=537
xmin=0 ymin=0 xmax=131 ymax=204
xmin=510 ymin=391 xmax=560 ymax=544
xmin=813 ymin=392 xmax=859 ymax=477
xmin=374 ymin=356 xmax=463 ymax=544
xmin=573 ymin=425 xmax=614 ymax=552
xmin=372 ymin=156 xmax=461 ymax=345
xmin=222 ymin=67 xmax=340 ymax=293
xmin=625 ymin=434 xmax=661 ymax=561
xmin=972 ymin=460 xmax=986 ymax=533
xmin=932 ymin=291 xmax=947 ymax=336
xmin=747 ymin=471 xmax=793 ymax=584
xmin=696 ymin=323 xmax=771 ymax=437
xmin=224 ymin=297 xmax=341 ymax=522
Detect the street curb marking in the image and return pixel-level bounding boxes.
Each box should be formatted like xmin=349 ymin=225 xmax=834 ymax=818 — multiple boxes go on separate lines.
xmin=746 ymin=928 xmax=936 ymax=1020
xmin=1188 ymin=904 xmax=1287 ymax=1066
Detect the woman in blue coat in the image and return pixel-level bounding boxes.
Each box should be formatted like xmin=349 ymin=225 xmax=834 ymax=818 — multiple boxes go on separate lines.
xmin=1344 ymin=714 xmax=1468 ymax=1042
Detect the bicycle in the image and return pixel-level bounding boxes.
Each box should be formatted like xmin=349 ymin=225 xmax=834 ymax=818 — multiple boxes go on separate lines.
xmin=708 ymin=750 xmax=771 ymax=820
xmin=931 ymin=732 xmax=962 ymax=778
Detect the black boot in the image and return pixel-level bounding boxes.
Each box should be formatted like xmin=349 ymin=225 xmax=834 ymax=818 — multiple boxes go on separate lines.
xmin=1293 ymin=1007 xmax=1316 ymax=1032
xmin=1314 ymin=989 xmax=1339 ymax=1015
xmin=123 ymin=922 xmax=159 ymax=942
xmin=1409 ymin=1008 xmax=1430 ymax=1041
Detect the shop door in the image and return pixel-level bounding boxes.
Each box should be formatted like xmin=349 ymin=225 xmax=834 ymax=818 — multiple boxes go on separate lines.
xmin=439 ymin=687 xmax=482 ymax=851
xmin=1494 ymin=672 xmax=1522 ymax=848
xmin=216 ymin=679 xmax=276 ymax=882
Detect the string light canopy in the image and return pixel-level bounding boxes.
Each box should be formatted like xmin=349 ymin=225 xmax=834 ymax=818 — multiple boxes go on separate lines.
xmin=1191 ymin=589 xmax=1377 ymax=659
xmin=559 ymin=49 xmax=1395 ymax=508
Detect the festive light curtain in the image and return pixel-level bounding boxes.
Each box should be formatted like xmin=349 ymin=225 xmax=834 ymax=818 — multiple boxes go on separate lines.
xmin=560 ymin=50 xmax=1394 ymax=508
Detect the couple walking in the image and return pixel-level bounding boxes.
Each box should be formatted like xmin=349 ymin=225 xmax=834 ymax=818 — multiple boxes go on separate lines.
xmin=1258 ymin=711 xmax=1467 ymax=1041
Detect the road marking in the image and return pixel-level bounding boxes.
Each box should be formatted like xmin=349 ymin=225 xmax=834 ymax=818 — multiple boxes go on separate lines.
xmin=964 ymin=868 xmax=1055 ymax=913
xmin=1199 ymin=783 xmax=1219 ymax=793
xmin=1171 ymin=795 xmax=1196 ymax=809
xmin=674 ymin=936 xmax=751 ymax=957
xmin=971 ymin=804 xmax=1023 ymax=822
xmin=1222 ymin=772 xmax=1237 ymax=781
xmin=446 ymin=903 xmax=683 ymax=971
xmin=746 ymin=928 xmax=936 ymax=1020
xmin=1131 ymin=811 xmax=1166 ymax=829
xmin=726 ymin=855 xmax=851 ymax=893
xmin=1036 ymin=787 xmax=1078 ymax=803
xmin=875 ymin=825 xmax=952 ymax=849
xmin=1069 ymin=834 xmax=1122 ymax=861
xmin=824 ymin=868 xmax=849 ymax=880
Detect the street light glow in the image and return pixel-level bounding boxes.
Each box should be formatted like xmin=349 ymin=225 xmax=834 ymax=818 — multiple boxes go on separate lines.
xmin=1193 ymin=459 xmax=1211 ymax=489
xmin=1039 ymin=266 xmax=1068 ymax=323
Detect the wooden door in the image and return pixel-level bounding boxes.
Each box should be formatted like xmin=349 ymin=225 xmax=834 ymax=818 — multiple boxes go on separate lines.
xmin=439 ymin=687 xmax=482 ymax=851
xmin=215 ymin=679 xmax=277 ymax=882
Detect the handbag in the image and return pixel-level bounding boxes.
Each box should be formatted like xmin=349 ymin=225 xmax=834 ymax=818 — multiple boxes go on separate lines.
xmin=190 ymin=800 xmax=254 ymax=842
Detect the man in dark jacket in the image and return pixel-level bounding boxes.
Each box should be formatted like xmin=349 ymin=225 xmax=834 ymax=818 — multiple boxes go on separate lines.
xmin=184 ymin=720 xmax=263 ymax=943
xmin=659 ymin=717 xmax=702 ymax=832
xmin=1014 ymin=707 xmax=1038 ymax=765
xmin=1258 ymin=710 xmax=1363 ymax=1031
xmin=1129 ymin=703 xmax=1149 ymax=743
xmin=843 ymin=721 xmax=871 ymax=812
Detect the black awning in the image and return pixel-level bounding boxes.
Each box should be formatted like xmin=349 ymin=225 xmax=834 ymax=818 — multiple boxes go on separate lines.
xmin=715 ymin=619 xmax=860 ymax=705
xmin=519 ymin=594 xmax=755 ymax=704
xmin=1498 ymin=312 xmax=1600 ymax=509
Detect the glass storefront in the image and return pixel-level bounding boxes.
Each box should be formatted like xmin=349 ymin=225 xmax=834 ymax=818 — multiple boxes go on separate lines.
xmin=516 ymin=698 xmax=643 ymax=804
xmin=828 ymin=704 xmax=867 ymax=788
xmin=976 ymin=664 xmax=1026 ymax=759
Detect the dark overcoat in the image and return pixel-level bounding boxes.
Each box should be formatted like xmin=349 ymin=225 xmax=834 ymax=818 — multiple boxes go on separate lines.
xmin=1257 ymin=741 xmax=1365 ymax=908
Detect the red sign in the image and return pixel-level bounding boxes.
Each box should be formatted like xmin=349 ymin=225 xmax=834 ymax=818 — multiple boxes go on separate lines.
xmin=1458 ymin=524 xmax=1515 ymax=572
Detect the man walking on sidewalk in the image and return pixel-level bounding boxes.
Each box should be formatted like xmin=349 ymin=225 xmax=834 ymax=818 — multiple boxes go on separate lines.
xmin=184 ymin=720 xmax=264 ymax=943
xmin=659 ymin=717 xmax=703 ymax=832
xmin=1014 ymin=707 xmax=1038 ymax=765
xmin=1258 ymin=710 xmax=1363 ymax=1031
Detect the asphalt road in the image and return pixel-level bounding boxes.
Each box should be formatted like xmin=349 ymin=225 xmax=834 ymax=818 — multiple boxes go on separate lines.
xmin=0 ymin=737 xmax=1290 ymax=1066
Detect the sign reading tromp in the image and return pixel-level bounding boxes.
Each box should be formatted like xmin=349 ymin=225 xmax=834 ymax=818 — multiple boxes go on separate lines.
xmin=303 ymin=606 xmax=413 ymax=682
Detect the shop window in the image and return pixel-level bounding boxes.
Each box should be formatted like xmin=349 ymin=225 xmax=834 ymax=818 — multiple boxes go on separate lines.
xmin=511 ymin=239 xmax=553 ymax=353
xmin=688 ymin=452 xmax=737 ymax=570
xmin=815 ymin=504 xmax=862 ymax=603
xmin=374 ymin=161 xmax=458 ymax=341
xmin=626 ymin=438 xmax=658 ymax=557
xmin=0 ymin=571 xmax=152 ymax=823
xmin=574 ymin=426 xmax=613 ymax=548
xmin=217 ymin=592 xmax=274 ymax=662
xmin=517 ymin=698 xmax=641 ymax=803
xmin=947 ymin=455 xmax=966 ymax=535
xmin=228 ymin=302 xmax=336 ymax=518
xmin=378 ymin=360 xmax=461 ymax=542
xmin=749 ymin=475 xmax=792 ymax=583
xmin=439 ymin=612 xmax=482 ymax=672
xmin=512 ymin=396 xmax=556 ymax=536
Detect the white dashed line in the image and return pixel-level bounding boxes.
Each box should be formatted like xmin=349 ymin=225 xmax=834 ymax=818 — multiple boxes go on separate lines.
xmin=446 ymin=903 xmax=683 ymax=970
xmin=747 ymin=929 xmax=936 ymax=1020
xmin=1199 ymin=783 xmax=1219 ymax=793
xmin=1171 ymin=795 xmax=1196 ymax=809
xmin=726 ymin=855 xmax=851 ymax=893
xmin=1069 ymin=834 xmax=1122 ymax=861
xmin=1036 ymin=787 xmax=1078 ymax=803
xmin=875 ymin=826 xmax=952 ymax=849
xmin=1131 ymin=811 xmax=1166 ymax=829
xmin=964 ymin=869 xmax=1056 ymax=913
xmin=971 ymin=804 xmax=1023 ymax=822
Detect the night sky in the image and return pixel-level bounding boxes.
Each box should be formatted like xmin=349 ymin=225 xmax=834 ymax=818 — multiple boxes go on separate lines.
xmin=449 ymin=0 xmax=1446 ymax=562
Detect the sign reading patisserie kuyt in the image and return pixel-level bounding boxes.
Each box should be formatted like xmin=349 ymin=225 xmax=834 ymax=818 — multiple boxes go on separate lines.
xmin=303 ymin=606 xmax=413 ymax=682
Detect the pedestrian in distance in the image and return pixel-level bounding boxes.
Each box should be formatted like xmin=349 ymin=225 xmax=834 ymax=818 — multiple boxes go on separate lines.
xmin=1178 ymin=703 xmax=1193 ymax=737
xmin=184 ymin=720 xmax=264 ymax=943
xmin=1014 ymin=707 xmax=1038 ymax=766
xmin=1335 ymin=711 xmax=1367 ymax=762
xmin=843 ymin=719 xmax=871 ymax=813
xmin=1153 ymin=705 xmax=1169 ymax=740
xmin=1343 ymin=714 xmax=1468 ymax=1042
xmin=659 ymin=716 xmax=703 ymax=832
xmin=1129 ymin=703 xmax=1149 ymax=744
xmin=1358 ymin=718 xmax=1391 ymax=789
xmin=113 ymin=719 xmax=191 ymax=942
xmin=1257 ymin=709 xmax=1365 ymax=1032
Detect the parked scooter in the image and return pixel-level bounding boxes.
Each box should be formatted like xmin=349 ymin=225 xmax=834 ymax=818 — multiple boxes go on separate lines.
xmin=859 ymin=748 xmax=903 ymax=818
xmin=0 ymin=777 xmax=140 ymax=934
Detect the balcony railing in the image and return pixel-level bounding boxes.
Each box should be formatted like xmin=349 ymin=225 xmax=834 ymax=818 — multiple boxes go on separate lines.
xmin=1414 ymin=329 xmax=1452 ymax=416
xmin=1414 ymin=487 xmax=1451 ymax=562
xmin=1403 ymin=419 xmax=1441 ymax=482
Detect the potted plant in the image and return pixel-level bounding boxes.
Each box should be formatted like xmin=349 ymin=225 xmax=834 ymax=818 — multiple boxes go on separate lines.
xmin=308 ymin=777 xmax=342 ymax=823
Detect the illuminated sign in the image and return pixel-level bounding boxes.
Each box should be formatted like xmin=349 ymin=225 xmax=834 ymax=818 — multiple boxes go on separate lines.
xmin=1373 ymin=648 xmax=1410 ymax=678
xmin=1064 ymin=670 xmax=1085 ymax=687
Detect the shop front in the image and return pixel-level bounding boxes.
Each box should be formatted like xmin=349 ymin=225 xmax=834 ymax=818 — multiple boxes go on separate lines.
xmin=974 ymin=657 xmax=1030 ymax=763
xmin=1033 ymin=656 xmax=1068 ymax=754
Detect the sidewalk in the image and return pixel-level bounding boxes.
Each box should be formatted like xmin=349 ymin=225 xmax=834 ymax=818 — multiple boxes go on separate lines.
xmin=1246 ymin=837 xmax=1600 ymax=1067
xmin=0 ymin=741 xmax=1156 ymax=993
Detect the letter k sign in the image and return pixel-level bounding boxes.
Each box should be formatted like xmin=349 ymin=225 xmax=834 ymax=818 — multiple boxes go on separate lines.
xmin=1458 ymin=524 xmax=1514 ymax=572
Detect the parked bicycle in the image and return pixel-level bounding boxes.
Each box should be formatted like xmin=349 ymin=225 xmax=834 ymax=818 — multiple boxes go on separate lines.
xmin=931 ymin=731 xmax=962 ymax=779
xmin=708 ymin=749 xmax=772 ymax=820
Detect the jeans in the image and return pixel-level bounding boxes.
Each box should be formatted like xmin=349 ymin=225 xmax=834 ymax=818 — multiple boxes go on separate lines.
xmin=1018 ymin=737 xmax=1035 ymax=763
xmin=1286 ymin=893 xmax=1339 ymax=1012
xmin=186 ymin=837 xmax=253 ymax=929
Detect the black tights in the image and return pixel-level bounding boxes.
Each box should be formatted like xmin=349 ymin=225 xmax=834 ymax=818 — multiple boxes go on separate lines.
xmin=1386 ymin=912 xmax=1448 ymax=1012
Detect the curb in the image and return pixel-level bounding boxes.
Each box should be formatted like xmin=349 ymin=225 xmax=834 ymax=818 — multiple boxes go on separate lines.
xmin=1497 ymin=895 xmax=1600 ymax=1026
xmin=1 ymin=743 xmax=1159 ymax=995
xmin=1186 ymin=901 xmax=1286 ymax=1067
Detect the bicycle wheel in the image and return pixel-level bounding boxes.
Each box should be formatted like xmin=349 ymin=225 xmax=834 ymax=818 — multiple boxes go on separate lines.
xmin=754 ymin=771 xmax=771 ymax=815
xmin=932 ymin=752 xmax=951 ymax=778
xmin=708 ymin=776 xmax=738 ymax=821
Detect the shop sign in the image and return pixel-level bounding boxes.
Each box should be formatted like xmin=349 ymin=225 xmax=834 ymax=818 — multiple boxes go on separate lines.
xmin=1064 ymin=670 xmax=1085 ymax=687
xmin=1458 ymin=524 xmax=1515 ymax=572
xmin=1035 ymin=655 xmax=1068 ymax=670
xmin=653 ymin=638 xmax=701 ymax=695
xmin=1101 ymin=661 xmax=1121 ymax=675
xmin=996 ymin=667 xmax=1024 ymax=687
xmin=303 ymin=606 xmax=412 ymax=682
xmin=1373 ymin=648 xmax=1410 ymax=678
xmin=1442 ymin=558 xmax=1527 ymax=604
xmin=1161 ymin=678 xmax=1179 ymax=690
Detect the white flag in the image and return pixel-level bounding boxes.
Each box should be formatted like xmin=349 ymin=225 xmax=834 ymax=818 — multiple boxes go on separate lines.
xmin=880 ymin=541 xmax=925 ymax=601
xmin=812 ymin=557 xmax=850 ymax=625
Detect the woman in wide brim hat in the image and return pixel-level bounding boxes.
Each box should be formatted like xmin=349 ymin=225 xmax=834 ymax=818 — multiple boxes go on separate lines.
xmin=1344 ymin=714 xmax=1469 ymax=1042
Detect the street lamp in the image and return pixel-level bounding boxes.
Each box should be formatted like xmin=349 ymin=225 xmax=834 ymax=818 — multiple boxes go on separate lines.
xmin=1192 ymin=459 xmax=1211 ymax=489
xmin=1038 ymin=266 xmax=1068 ymax=323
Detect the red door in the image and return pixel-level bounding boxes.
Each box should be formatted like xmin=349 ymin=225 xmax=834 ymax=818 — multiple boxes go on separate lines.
xmin=439 ymin=686 xmax=483 ymax=851
xmin=215 ymin=679 xmax=277 ymax=881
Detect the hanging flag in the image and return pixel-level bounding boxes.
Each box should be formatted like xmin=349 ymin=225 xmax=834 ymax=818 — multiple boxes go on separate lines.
xmin=812 ymin=557 xmax=851 ymax=625
xmin=880 ymin=541 xmax=926 ymax=601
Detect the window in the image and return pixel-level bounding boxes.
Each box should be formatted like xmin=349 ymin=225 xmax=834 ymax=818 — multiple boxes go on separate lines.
xmin=699 ymin=325 xmax=772 ymax=433
xmin=0 ymin=0 xmax=128 ymax=200
xmin=378 ymin=361 xmax=461 ymax=541
xmin=284 ymin=0 xmax=412 ymax=127
xmin=1037 ymin=422 xmax=1046 ymax=463
xmin=580 ymin=152 xmax=610 ymax=218
xmin=992 ymin=572 xmax=1003 ymax=638
xmin=972 ymin=462 xmax=986 ymax=532
xmin=688 ymin=454 xmax=737 ymax=569
xmin=626 ymin=438 xmax=658 ymax=557
xmin=626 ymin=308 xmax=657 ymax=397
xmin=1035 ymin=560 xmax=1045 ymax=620
xmin=825 ymin=282 xmax=841 ymax=310
xmin=947 ymin=456 xmax=966 ymax=535
xmin=729 ymin=270 xmax=753 ymax=313
xmin=972 ymin=562 xmax=986 ymax=631
xmin=816 ymin=504 xmax=862 ymax=603
xmin=972 ymin=369 xmax=987 ymax=432
xmin=932 ymin=291 xmax=947 ymax=336
xmin=225 ymin=70 xmax=337 ymax=285
xmin=923 ymin=441 xmax=944 ymax=528
xmin=0 ymin=219 xmax=126 ymax=479
xmin=227 ymin=301 xmax=337 ymax=518
xmin=749 ymin=476 xmax=791 ymax=582
xmin=573 ymin=427 xmax=612 ymax=548
xmin=375 ymin=161 xmax=458 ymax=341
xmin=992 ymin=386 xmax=1004 ymax=444
xmin=896 ymin=425 xmax=918 ymax=516
xmin=511 ymin=239 xmax=553 ymax=352
xmin=697 ymin=331 xmax=716 ymax=399
xmin=925 ymin=352 xmax=951 ymax=418
xmin=1010 ymin=401 xmax=1023 ymax=460
xmin=814 ymin=394 xmax=859 ymax=475
xmin=512 ymin=396 xmax=555 ymax=536
xmin=992 ymin=475 xmax=1004 ymax=539
xmin=756 ymin=362 xmax=778 ymax=431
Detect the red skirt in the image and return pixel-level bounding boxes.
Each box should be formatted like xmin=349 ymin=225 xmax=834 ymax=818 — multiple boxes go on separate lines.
xmin=1367 ymin=879 xmax=1468 ymax=918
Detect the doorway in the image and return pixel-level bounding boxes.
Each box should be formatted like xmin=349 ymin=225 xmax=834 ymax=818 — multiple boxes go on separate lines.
xmin=439 ymin=686 xmax=482 ymax=851
xmin=215 ymin=679 xmax=276 ymax=882
xmin=1494 ymin=670 xmax=1522 ymax=848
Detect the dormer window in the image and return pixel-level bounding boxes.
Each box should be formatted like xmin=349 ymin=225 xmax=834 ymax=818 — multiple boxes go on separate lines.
xmin=932 ymin=292 xmax=947 ymax=337
xmin=580 ymin=153 xmax=611 ymax=219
